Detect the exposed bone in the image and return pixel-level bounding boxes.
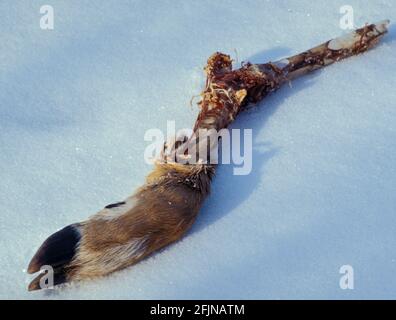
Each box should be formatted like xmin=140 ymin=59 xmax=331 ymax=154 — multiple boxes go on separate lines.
xmin=27 ymin=21 xmax=389 ymax=290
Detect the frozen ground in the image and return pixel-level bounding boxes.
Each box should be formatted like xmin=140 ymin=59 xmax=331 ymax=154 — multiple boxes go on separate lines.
xmin=1 ymin=0 xmax=396 ymax=299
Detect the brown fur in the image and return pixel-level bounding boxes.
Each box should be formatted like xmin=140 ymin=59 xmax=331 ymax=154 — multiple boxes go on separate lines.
xmin=27 ymin=21 xmax=388 ymax=290
xmin=65 ymin=163 xmax=214 ymax=281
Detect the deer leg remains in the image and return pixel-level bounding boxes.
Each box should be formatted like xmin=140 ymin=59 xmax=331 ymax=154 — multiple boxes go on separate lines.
xmin=27 ymin=21 xmax=389 ymax=290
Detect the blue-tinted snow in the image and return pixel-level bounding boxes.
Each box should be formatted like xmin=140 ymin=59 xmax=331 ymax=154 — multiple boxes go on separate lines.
xmin=1 ymin=0 xmax=396 ymax=299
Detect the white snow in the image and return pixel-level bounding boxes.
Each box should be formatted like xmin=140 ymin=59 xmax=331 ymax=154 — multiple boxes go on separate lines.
xmin=1 ymin=0 xmax=396 ymax=299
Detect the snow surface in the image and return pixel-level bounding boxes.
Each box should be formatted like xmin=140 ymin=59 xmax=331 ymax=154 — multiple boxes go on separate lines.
xmin=1 ymin=0 xmax=396 ymax=299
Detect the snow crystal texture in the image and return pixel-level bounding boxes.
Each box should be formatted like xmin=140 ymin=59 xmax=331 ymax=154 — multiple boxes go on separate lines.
xmin=1 ymin=0 xmax=396 ymax=299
